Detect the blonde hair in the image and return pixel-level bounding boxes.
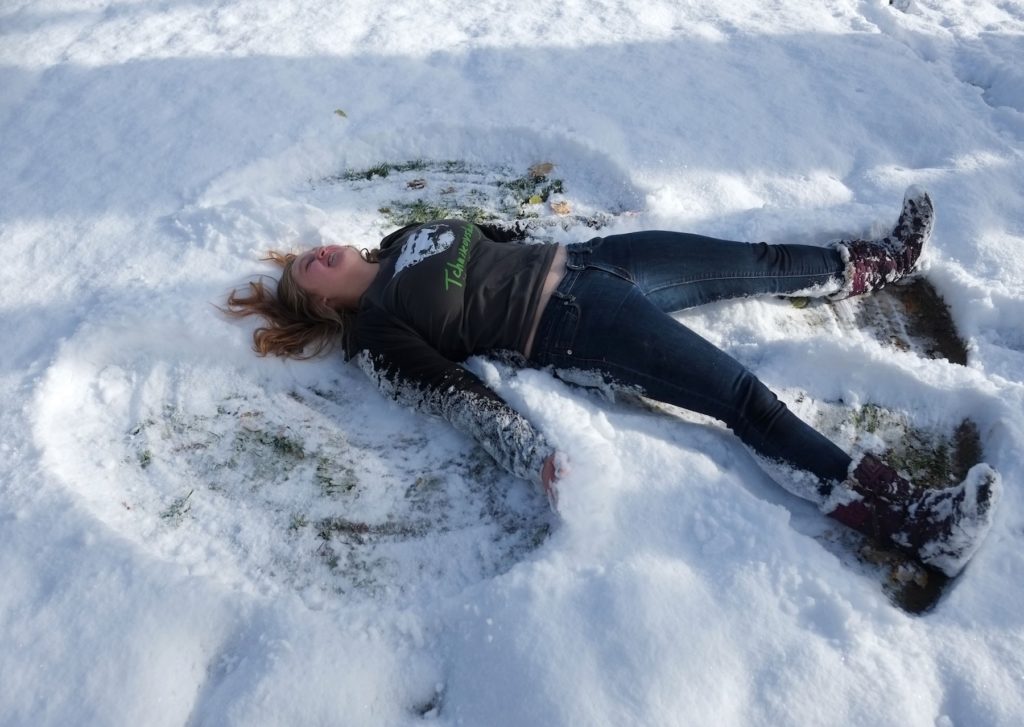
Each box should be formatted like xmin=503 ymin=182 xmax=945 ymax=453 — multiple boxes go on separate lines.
xmin=223 ymin=248 xmax=377 ymax=360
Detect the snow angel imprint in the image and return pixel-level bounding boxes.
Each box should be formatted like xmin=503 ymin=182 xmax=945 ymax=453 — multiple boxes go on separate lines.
xmin=224 ymin=194 xmax=999 ymax=581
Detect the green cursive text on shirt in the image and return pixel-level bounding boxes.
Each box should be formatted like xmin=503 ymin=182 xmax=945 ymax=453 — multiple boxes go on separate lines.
xmin=443 ymin=226 xmax=474 ymax=290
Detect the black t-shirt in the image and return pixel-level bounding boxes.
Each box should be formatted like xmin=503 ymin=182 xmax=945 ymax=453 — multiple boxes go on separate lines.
xmin=356 ymin=220 xmax=558 ymax=359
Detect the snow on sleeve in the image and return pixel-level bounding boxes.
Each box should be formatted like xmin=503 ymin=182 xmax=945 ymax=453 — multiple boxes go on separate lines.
xmin=356 ymin=348 xmax=553 ymax=486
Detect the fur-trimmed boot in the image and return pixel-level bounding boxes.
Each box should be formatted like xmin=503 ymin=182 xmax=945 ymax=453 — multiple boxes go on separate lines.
xmin=826 ymin=453 xmax=999 ymax=577
xmin=830 ymin=187 xmax=934 ymax=300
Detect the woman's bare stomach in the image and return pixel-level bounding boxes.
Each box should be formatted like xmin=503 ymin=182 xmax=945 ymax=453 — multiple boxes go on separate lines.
xmin=522 ymin=244 xmax=568 ymax=359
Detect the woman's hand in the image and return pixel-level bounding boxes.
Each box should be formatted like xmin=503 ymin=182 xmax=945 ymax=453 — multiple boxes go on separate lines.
xmin=541 ymin=452 xmax=564 ymax=512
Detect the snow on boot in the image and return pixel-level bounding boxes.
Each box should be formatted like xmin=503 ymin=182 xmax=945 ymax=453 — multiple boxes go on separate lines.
xmin=830 ymin=187 xmax=934 ymax=300
xmin=826 ymin=453 xmax=999 ymax=577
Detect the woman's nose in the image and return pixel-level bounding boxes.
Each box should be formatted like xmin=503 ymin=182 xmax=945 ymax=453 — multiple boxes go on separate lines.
xmin=316 ymin=246 xmax=327 ymax=259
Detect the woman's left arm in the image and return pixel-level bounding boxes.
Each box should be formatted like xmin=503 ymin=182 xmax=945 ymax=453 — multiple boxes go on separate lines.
xmin=354 ymin=311 xmax=555 ymax=488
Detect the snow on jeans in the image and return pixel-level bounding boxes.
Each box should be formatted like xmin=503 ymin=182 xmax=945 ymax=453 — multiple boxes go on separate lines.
xmin=527 ymin=230 xmax=854 ymax=487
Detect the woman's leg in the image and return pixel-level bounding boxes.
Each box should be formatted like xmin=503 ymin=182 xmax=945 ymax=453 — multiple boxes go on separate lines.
xmin=530 ymin=266 xmax=852 ymax=486
xmin=567 ymin=230 xmax=846 ymax=314
xmin=530 ymin=265 xmax=997 ymax=577
xmin=569 ymin=187 xmax=935 ymax=313
xmin=531 ymin=195 xmax=998 ymax=574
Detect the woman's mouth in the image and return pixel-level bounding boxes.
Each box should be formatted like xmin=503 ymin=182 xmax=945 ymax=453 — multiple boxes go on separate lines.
xmin=328 ymin=251 xmax=337 ymax=267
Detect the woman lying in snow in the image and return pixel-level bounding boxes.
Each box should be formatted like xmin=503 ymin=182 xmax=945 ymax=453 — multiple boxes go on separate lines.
xmin=225 ymin=188 xmax=997 ymax=578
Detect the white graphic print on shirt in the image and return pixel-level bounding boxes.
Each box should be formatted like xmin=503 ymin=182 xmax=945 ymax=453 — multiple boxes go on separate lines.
xmin=395 ymin=226 xmax=455 ymax=275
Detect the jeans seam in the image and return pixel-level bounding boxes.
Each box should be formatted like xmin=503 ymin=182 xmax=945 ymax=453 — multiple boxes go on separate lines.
xmin=643 ymin=270 xmax=836 ymax=295
xmin=585 ymin=263 xmax=633 ymax=283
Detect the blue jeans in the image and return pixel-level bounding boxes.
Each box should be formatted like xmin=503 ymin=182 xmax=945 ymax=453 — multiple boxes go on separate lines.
xmin=528 ymin=230 xmax=853 ymax=485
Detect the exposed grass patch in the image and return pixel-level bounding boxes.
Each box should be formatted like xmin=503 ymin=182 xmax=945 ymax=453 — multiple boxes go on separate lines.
xmin=846 ymin=404 xmax=977 ymax=488
xmin=331 ymin=159 xmax=433 ymax=182
xmin=851 ymin=403 xmax=885 ymax=435
xmin=316 ymin=458 xmax=359 ymax=496
xmin=378 ymin=200 xmax=496 ymax=227
xmin=371 ymin=160 xmax=567 ymax=227
xmin=319 ymin=158 xmax=602 ymax=229
xmin=160 ymin=489 xmax=193 ymax=524
xmin=497 ymin=174 xmax=564 ymax=203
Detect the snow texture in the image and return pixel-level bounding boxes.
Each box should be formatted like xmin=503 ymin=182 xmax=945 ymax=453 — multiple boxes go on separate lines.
xmin=3 ymin=1 xmax=1024 ymax=726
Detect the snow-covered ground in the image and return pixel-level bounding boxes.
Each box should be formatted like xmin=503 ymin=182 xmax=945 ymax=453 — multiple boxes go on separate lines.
xmin=3 ymin=0 xmax=1024 ymax=724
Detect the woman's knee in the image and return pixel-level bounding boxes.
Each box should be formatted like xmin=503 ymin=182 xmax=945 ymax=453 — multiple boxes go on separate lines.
xmin=727 ymin=369 xmax=788 ymax=432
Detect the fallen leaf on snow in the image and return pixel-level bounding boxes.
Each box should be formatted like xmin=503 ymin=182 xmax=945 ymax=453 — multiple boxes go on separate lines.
xmin=529 ymin=162 xmax=554 ymax=178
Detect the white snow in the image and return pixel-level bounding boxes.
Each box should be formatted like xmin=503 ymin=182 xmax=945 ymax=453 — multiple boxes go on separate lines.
xmin=3 ymin=0 xmax=1024 ymax=725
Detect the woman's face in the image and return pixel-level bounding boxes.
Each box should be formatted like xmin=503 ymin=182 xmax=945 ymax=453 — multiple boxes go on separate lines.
xmin=290 ymin=245 xmax=364 ymax=305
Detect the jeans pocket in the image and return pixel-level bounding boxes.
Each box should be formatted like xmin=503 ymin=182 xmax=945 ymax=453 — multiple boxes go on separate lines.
xmin=551 ymin=300 xmax=581 ymax=355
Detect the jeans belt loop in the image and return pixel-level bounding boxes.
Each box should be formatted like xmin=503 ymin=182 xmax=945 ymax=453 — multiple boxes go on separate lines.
xmin=566 ymin=243 xmax=590 ymax=271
